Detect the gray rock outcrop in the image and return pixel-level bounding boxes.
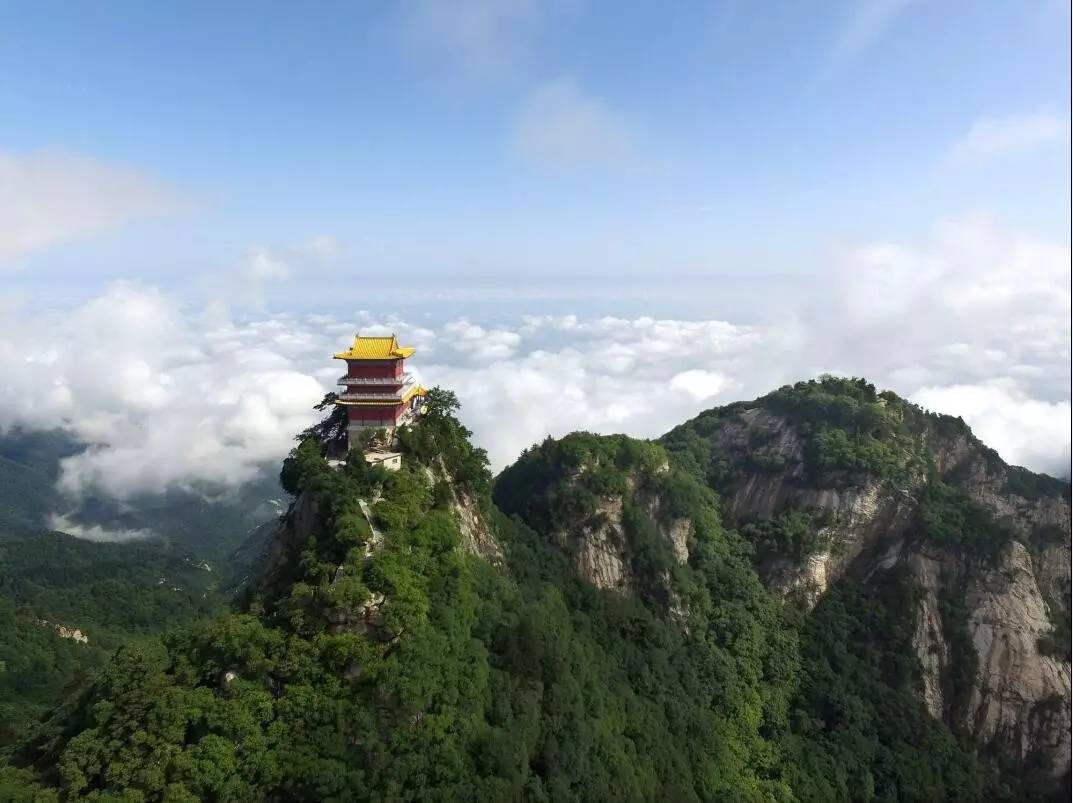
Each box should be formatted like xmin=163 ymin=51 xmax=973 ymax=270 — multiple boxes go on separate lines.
xmin=709 ymin=405 xmax=1072 ymax=780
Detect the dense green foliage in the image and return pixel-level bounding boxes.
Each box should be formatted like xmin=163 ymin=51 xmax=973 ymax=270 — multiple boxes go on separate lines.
xmin=739 ymin=511 xmax=829 ymax=564
xmin=0 ymin=532 xmax=224 ymax=751
xmin=0 ymin=429 xmax=276 ymax=760
xmin=397 ymin=388 xmax=492 ymax=495
xmin=660 ymin=376 xmax=1027 ymax=496
xmin=786 ymin=569 xmax=986 ymax=801
xmin=0 ymin=597 xmax=99 ymax=753
xmin=494 ymin=432 xmax=667 ymax=534
xmin=937 ymin=582 xmax=979 ymax=728
xmin=1 ymin=382 xmax=1068 ymax=801
xmin=495 ymin=432 xmax=809 ymax=796
xmin=763 ymin=377 xmax=924 ymax=483
xmin=917 ymin=479 xmax=1013 ymax=560
xmin=658 ymin=405 xmax=749 ymax=493
xmin=659 ymin=376 xmax=1070 ymax=800
xmin=658 ymin=376 xmax=930 ymax=492
xmin=1037 ymin=605 xmax=1072 ymax=662
xmin=1002 ymin=465 xmax=1073 ymax=503
xmin=0 ymin=430 xmax=80 ymax=536
xmin=7 ymin=403 xmax=799 ymax=800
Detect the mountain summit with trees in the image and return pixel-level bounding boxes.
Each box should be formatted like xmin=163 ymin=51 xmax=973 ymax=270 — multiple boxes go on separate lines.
xmin=2 ymin=378 xmax=1069 ymax=802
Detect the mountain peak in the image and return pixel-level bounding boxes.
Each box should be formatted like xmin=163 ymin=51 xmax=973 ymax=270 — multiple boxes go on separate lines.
xmin=5 ymin=381 xmax=1070 ymax=801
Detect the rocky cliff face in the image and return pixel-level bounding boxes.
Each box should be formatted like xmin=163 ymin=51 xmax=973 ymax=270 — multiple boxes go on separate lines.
xmin=446 ymin=477 xmax=503 ymax=564
xmin=547 ymin=473 xmax=692 ymax=596
xmin=695 ymin=402 xmax=1072 ymax=782
xmin=552 ymin=494 xmax=634 ymax=592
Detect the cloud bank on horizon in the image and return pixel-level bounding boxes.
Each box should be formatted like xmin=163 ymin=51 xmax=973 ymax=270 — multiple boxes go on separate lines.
xmin=0 ymin=214 xmax=1067 ymax=509
xmin=0 ymin=1 xmax=1068 ymax=528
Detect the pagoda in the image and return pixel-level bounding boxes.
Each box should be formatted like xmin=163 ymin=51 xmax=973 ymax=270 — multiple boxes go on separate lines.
xmin=334 ymin=333 xmax=427 ymax=444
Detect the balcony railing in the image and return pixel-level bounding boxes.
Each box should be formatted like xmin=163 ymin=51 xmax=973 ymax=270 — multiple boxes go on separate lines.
xmin=337 ymin=390 xmax=405 ymax=401
xmin=337 ymin=373 xmax=411 ymax=386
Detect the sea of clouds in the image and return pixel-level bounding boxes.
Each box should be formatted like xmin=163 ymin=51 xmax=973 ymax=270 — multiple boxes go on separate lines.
xmin=0 ymin=216 xmax=1068 ymax=507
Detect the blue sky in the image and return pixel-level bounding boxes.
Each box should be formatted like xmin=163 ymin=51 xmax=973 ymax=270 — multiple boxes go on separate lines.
xmin=0 ymin=1 xmax=1070 ymax=493
xmin=1 ymin=0 xmax=1068 ymax=315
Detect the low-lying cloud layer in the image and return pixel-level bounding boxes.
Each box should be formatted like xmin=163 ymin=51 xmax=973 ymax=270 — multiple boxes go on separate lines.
xmin=0 ymin=283 xmax=328 ymax=499
xmin=46 ymin=514 xmax=154 ymax=544
xmin=0 ymin=217 xmax=1067 ymax=509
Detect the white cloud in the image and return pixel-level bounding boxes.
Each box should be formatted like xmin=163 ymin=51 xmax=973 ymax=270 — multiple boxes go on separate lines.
xmin=670 ymin=370 xmax=728 ymax=401
xmin=425 ymin=318 xmax=757 ymax=467
xmin=305 ymin=235 xmax=340 ymax=260
xmin=245 ymin=250 xmax=292 ymax=284
xmin=512 ymin=77 xmax=637 ymax=170
xmin=0 ymin=216 xmax=1067 ymax=506
xmin=948 ymin=111 xmax=1070 ymax=164
xmin=48 ymin=514 xmax=153 ymax=543
xmin=441 ymin=320 xmax=522 ymax=361
xmin=798 ymin=215 xmax=1071 ymax=403
xmin=0 ymin=282 xmax=327 ymax=500
xmin=0 ymin=150 xmax=178 ymax=263
xmin=413 ymin=222 xmax=1069 ymax=472
xmin=912 ymin=383 xmax=1071 ymax=477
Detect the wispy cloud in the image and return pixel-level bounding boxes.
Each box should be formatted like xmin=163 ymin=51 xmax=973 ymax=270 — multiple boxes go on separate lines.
xmin=402 ymin=0 xmax=578 ymax=79
xmin=511 ymin=77 xmax=638 ymax=170
xmin=0 ymin=150 xmax=180 ymax=264
xmin=204 ymin=235 xmax=342 ymax=312
xmin=241 ymin=236 xmax=339 ymax=287
xmin=827 ymin=0 xmax=914 ymax=71
xmin=48 ymin=513 xmax=154 ymax=543
xmin=948 ymin=111 xmax=1070 ymax=164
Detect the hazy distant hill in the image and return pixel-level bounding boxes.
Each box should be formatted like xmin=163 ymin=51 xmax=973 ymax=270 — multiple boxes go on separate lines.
xmin=0 ymin=428 xmax=284 ymax=562
xmin=0 ymin=531 xmax=225 ymax=749
xmin=0 ymin=429 xmax=285 ymax=755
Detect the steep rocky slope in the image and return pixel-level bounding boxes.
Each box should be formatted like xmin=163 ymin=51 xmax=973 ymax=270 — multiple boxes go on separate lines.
xmin=5 ymin=381 xmax=1068 ymax=802
xmin=493 ymin=435 xmax=694 ymax=599
xmin=497 ymin=379 xmax=1071 ymax=796
xmin=661 ymin=377 xmax=1071 ymax=791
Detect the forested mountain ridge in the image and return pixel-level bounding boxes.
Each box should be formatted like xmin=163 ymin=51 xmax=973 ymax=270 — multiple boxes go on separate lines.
xmin=658 ymin=378 xmax=1071 ymax=789
xmin=1 ymin=380 xmax=1069 ymax=801
xmin=0 ymin=429 xmax=285 ymax=751
xmin=0 ymin=532 xmax=227 ymax=753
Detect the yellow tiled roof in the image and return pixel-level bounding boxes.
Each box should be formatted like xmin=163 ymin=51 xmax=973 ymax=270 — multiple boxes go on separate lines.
xmin=334 ymin=334 xmax=416 ymax=361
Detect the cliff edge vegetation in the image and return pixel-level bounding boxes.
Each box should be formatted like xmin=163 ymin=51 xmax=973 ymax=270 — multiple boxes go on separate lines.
xmin=1 ymin=380 xmax=1068 ymax=802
